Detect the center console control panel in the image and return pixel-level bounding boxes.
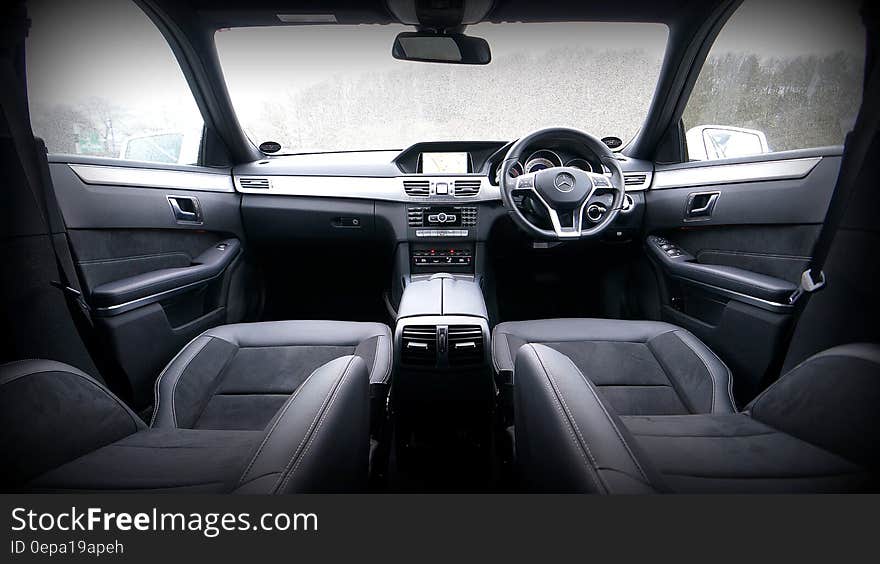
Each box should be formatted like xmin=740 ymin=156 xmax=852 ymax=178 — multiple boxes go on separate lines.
xmin=411 ymin=243 xmax=474 ymax=273
xmin=408 ymin=205 xmax=477 ymax=238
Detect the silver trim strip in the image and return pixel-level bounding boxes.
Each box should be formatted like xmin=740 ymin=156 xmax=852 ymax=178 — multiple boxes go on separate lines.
xmin=93 ymin=275 xmax=220 ymax=317
xmin=673 ymin=276 xmax=794 ymax=314
xmin=653 ymin=157 xmax=821 ymax=190
xmin=70 ymin=164 xmax=234 ymax=193
xmin=234 ymin=175 xmax=502 ymax=203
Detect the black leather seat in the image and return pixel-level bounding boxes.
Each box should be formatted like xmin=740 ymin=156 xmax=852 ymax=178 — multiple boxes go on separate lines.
xmin=0 ymin=320 xmax=392 ymax=493
xmin=513 ymin=342 xmax=880 ymax=493
xmin=493 ymin=319 xmax=735 ymax=416
xmin=150 ymin=320 xmax=392 ymax=431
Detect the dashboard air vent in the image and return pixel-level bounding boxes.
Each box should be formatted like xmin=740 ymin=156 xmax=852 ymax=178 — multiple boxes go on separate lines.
xmin=624 ymin=174 xmax=648 ymax=187
xmin=454 ymin=179 xmax=481 ymax=197
xmin=448 ymin=325 xmax=484 ymax=366
xmin=407 ymin=207 xmax=426 ymax=227
xmin=403 ymin=180 xmax=430 ymax=197
xmin=401 ymin=325 xmax=437 ymax=366
xmin=238 ymin=177 xmax=271 ymax=190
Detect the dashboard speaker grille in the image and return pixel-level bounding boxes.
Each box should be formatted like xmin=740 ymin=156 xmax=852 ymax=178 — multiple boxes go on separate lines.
xmin=447 ymin=325 xmax=484 ymax=366
xmin=454 ymin=179 xmax=481 ymax=196
xmin=403 ymin=180 xmax=430 ymax=197
xmin=401 ymin=325 xmax=437 ymax=366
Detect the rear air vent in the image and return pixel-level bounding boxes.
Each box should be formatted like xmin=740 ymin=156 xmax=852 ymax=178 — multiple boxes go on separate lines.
xmin=401 ymin=325 xmax=437 ymax=366
xmin=407 ymin=207 xmax=426 ymax=227
xmin=454 ymin=179 xmax=481 ymax=197
xmin=403 ymin=180 xmax=430 ymax=197
xmin=238 ymin=177 xmax=271 ymax=190
xmin=447 ymin=325 xmax=484 ymax=366
xmin=624 ymin=173 xmax=649 ymax=188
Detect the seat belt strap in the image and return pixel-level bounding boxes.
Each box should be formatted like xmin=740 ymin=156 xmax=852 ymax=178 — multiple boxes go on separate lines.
xmin=0 ymin=34 xmax=93 ymax=326
xmin=790 ymin=51 xmax=880 ymax=307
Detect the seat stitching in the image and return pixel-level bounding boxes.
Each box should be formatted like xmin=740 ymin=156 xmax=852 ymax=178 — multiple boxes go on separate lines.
xmin=557 ymin=351 xmax=653 ymax=485
xmin=528 ymin=344 xmax=604 ymax=492
xmin=188 ymin=344 xmax=242 ymax=428
xmin=167 ymin=337 xmax=215 ymax=428
xmin=150 ymin=333 xmax=206 ymax=427
xmin=276 ymin=357 xmax=357 ymax=493
xmin=645 ymin=338 xmax=696 ymax=414
xmin=673 ymin=331 xmax=720 ymax=413
xmin=236 ymin=359 xmax=340 ymax=485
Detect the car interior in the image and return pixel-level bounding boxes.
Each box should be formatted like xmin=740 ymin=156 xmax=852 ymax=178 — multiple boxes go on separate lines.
xmin=1 ymin=0 xmax=879 ymax=493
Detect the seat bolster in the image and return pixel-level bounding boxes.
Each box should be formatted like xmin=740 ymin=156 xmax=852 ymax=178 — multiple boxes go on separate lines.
xmin=746 ymin=343 xmax=880 ymax=470
xmin=653 ymin=329 xmax=737 ymax=414
xmin=513 ymin=344 xmax=663 ymax=493
xmin=0 ymin=360 xmax=145 ymax=488
xmin=234 ymin=355 xmax=370 ymax=493
xmin=151 ymin=334 xmax=227 ymax=428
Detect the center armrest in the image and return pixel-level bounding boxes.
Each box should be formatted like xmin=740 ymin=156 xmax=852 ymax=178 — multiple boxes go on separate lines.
xmin=397 ymin=274 xmax=488 ymax=320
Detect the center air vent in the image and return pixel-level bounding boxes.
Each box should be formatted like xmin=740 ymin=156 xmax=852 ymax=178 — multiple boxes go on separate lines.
xmin=404 ymin=180 xmax=430 ymax=197
xmin=447 ymin=325 xmax=484 ymax=366
xmin=401 ymin=325 xmax=437 ymax=366
xmin=238 ymin=177 xmax=271 ymax=190
xmin=624 ymin=174 xmax=648 ymax=187
xmin=454 ymin=179 xmax=481 ymax=197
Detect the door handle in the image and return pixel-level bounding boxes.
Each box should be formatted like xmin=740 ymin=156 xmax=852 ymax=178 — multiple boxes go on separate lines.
xmin=167 ymin=195 xmax=202 ymax=224
xmin=685 ymin=191 xmax=720 ymax=220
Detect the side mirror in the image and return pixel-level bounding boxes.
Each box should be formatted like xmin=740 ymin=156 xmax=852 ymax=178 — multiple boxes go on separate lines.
xmin=686 ymin=125 xmax=770 ymax=161
xmin=392 ymin=32 xmax=491 ymax=65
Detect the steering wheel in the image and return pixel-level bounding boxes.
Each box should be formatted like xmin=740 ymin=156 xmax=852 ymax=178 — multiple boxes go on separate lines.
xmin=500 ymin=127 xmax=625 ymax=240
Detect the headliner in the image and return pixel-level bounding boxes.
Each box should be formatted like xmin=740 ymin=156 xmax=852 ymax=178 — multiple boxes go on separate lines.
xmin=152 ymin=0 xmax=727 ymax=29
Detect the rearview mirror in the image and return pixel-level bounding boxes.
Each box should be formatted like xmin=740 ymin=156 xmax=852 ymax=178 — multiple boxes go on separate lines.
xmin=392 ymin=32 xmax=491 ymax=65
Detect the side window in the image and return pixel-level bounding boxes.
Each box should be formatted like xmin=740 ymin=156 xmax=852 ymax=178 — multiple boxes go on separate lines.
xmin=26 ymin=0 xmax=204 ymax=165
xmin=682 ymin=0 xmax=864 ymax=161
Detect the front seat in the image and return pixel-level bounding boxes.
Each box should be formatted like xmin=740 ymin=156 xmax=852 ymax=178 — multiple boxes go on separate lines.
xmin=493 ymin=319 xmax=736 ymax=416
xmin=514 ymin=342 xmax=879 ymax=493
xmin=0 ymin=320 xmax=392 ymax=493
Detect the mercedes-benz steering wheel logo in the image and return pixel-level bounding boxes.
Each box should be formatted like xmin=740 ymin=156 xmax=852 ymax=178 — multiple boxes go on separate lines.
xmin=554 ymin=172 xmax=576 ymax=192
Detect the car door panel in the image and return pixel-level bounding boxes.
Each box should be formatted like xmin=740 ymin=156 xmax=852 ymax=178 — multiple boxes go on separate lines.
xmin=643 ymin=148 xmax=841 ymax=404
xmin=47 ymin=156 xmax=252 ymax=409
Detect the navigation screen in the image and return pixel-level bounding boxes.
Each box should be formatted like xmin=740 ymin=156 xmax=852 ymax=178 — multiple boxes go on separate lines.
xmin=421 ymin=152 xmax=469 ymax=174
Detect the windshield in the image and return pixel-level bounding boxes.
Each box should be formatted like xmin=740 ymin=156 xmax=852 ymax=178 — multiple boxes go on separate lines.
xmin=215 ymin=23 xmax=669 ymax=154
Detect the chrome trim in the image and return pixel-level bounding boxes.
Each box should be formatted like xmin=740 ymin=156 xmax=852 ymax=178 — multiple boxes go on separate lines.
xmin=234 ymin=175 xmax=502 ymax=203
xmin=70 ymin=164 xmax=234 ymax=193
xmin=653 ymin=157 xmax=821 ymax=190
xmin=93 ymin=274 xmax=221 ymax=317
xmin=673 ymin=276 xmax=794 ymax=314
xmin=564 ymin=158 xmax=594 ymax=173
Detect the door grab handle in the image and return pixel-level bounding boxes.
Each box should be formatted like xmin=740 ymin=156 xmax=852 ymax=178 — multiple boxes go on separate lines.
xmin=685 ymin=191 xmax=720 ymax=220
xmin=167 ymin=195 xmax=202 ymax=224
xmin=689 ymin=194 xmax=718 ymax=214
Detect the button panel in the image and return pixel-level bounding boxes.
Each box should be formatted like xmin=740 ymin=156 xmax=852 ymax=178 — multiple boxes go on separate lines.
xmin=412 ymin=248 xmax=473 ymax=267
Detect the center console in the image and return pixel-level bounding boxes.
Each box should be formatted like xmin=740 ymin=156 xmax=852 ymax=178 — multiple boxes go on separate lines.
xmin=391 ymin=273 xmax=494 ymax=469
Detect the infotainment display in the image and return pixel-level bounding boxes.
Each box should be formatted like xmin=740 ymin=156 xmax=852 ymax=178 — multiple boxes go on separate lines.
xmin=421 ymin=152 xmax=469 ymax=174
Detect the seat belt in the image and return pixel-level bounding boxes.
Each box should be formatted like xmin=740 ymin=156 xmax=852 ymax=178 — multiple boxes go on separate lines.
xmin=0 ymin=24 xmax=107 ymax=368
xmin=763 ymin=19 xmax=880 ymax=386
